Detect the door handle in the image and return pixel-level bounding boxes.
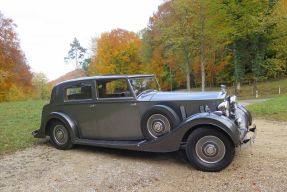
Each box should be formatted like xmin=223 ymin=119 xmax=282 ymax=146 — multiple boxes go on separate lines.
xmin=89 ymin=104 xmax=96 ymax=108
xmin=130 ymin=103 xmax=137 ymax=106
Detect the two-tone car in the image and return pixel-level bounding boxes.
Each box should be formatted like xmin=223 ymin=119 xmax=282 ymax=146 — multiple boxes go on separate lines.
xmin=32 ymin=74 xmax=256 ymax=172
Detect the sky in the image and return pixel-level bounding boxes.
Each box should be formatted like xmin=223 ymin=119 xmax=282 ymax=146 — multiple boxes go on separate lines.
xmin=0 ymin=0 xmax=163 ymax=80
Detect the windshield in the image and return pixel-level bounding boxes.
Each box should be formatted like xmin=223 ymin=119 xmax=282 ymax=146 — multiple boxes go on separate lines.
xmin=129 ymin=76 xmax=160 ymax=96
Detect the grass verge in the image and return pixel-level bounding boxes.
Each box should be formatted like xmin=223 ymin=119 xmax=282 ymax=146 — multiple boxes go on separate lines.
xmin=247 ymin=94 xmax=287 ymax=121
xmin=186 ymin=78 xmax=287 ymax=99
xmin=0 ymin=100 xmax=47 ymax=155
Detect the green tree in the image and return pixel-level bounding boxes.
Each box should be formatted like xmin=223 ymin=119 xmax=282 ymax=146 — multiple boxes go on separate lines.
xmin=141 ymin=0 xmax=232 ymax=90
xmin=64 ymin=38 xmax=89 ymax=70
xmin=264 ymin=0 xmax=287 ymax=79
xmin=222 ymin=0 xmax=273 ymax=93
xmin=32 ymin=72 xmax=49 ymax=100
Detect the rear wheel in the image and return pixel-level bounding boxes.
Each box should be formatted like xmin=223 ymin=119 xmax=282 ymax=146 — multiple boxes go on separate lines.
xmin=49 ymin=121 xmax=73 ymax=150
xmin=185 ymin=127 xmax=235 ymax=172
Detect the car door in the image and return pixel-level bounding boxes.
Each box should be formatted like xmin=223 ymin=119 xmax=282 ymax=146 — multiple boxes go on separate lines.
xmin=59 ymin=80 xmax=100 ymax=139
xmin=92 ymin=78 xmax=143 ymax=140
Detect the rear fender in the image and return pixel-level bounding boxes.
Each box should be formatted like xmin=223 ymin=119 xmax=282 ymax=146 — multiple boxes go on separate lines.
xmin=44 ymin=112 xmax=79 ymax=141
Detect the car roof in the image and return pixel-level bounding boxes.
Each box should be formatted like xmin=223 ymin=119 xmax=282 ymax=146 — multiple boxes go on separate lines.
xmin=55 ymin=74 xmax=155 ymax=86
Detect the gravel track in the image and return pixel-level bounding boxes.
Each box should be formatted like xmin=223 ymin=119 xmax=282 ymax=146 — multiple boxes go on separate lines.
xmin=0 ymin=119 xmax=286 ymax=192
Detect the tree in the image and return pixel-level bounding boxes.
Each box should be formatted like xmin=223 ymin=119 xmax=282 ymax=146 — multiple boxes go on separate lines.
xmin=222 ymin=0 xmax=273 ymax=93
xmin=142 ymin=0 xmax=198 ymax=91
xmin=64 ymin=38 xmax=89 ymax=70
xmin=264 ymin=0 xmax=287 ymax=79
xmin=0 ymin=11 xmax=33 ymax=101
xmin=89 ymin=29 xmax=142 ymax=75
xmin=199 ymin=0 xmax=206 ymax=91
xmin=141 ymin=0 xmax=232 ymax=90
xmin=32 ymin=72 xmax=49 ymax=100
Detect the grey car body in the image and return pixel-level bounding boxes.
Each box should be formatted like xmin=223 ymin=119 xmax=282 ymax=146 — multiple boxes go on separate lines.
xmin=33 ymin=74 xmax=256 ymax=171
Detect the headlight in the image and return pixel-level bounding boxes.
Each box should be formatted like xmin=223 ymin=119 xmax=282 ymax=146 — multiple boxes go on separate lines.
xmin=230 ymin=95 xmax=237 ymax=104
xmin=218 ymin=100 xmax=230 ymax=117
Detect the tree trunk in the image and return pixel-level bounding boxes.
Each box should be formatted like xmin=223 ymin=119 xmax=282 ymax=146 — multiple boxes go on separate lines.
xmin=183 ymin=45 xmax=191 ymax=91
xmin=233 ymin=39 xmax=245 ymax=95
xmin=200 ymin=0 xmax=206 ymax=92
xmin=186 ymin=61 xmax=191 ymax=91
xmin=75 ymin=50 xmax=79 ymax=69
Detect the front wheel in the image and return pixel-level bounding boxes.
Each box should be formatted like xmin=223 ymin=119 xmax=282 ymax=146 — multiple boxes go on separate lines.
xmin=49 ymin=121 xmax=73 ymax=150
xmin=185 ymin=127 xmax=235 ymax=172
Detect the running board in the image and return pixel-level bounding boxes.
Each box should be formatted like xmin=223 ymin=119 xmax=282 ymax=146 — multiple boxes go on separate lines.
xmin=73 ymin=138 xmax=147 ymax=151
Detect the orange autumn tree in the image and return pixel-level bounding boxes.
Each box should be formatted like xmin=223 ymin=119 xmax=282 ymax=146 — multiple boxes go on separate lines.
xmin=89 ymin=29 xmax=142 ymax=75
xmin=0 ymin=11 xmax=33 ymax=101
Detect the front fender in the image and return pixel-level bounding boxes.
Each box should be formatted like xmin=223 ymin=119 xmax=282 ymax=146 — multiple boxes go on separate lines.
xmin=182 ymin=112 xmax=240 ymax=144
xmin=140 ymin=112 xmax=240 ymax=152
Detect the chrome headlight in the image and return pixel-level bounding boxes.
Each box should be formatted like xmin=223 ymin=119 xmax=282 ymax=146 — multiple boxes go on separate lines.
xmin=230 ymin=95 xmax=237 ymax=104
xmin=218 ymin=100 xmax=230 ymax=117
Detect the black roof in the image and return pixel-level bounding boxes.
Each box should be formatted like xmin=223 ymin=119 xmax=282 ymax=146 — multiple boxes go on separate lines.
xmin=56 ymin=74 xmax=155 ymax=86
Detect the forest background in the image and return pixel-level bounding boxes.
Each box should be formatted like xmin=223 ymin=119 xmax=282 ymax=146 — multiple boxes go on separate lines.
xmin=1 ymin=0 xmax=287 ymax=102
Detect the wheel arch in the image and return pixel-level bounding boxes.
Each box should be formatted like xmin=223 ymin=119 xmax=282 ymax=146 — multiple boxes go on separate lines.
xmin=181 ymin=124 xmax=235 ymax=147
xmin=179 ymin=113 xmax=240 ymax=146
xmin=44 ymin=112 xmax=79 ymax=141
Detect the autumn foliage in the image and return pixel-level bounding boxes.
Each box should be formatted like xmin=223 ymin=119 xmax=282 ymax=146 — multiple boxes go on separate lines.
xmin=88 ymin=0 xmax=287 ymax=92
xmin=89 ymin=29 xmax=142 ymax=75
xmin=0 ymin=12 xmax=33 ymax=101
xmin=2 ymin=0 xmax=287 ymax=102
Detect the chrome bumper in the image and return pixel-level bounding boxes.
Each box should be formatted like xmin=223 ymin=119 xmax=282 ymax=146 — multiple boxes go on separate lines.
xmin=241 ymin=124 xmax=257 ymax=145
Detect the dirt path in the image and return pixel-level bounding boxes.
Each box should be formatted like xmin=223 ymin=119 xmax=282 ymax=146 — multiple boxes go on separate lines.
xmin=1 ymin=119 xmax=287 ymax=192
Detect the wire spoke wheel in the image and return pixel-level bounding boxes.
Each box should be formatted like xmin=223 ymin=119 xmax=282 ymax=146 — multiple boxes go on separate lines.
xmin=53 ymin=124 xmax=68 ymax=145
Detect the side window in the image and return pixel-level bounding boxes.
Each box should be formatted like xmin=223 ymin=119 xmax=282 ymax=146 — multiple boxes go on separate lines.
xmin=65 ymin=83 xmax=93 ymax=101
xmin=97 ymin=79 xmax=132 ymax=98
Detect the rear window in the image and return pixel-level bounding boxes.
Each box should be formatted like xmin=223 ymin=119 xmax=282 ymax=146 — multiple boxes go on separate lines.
xmin=65 ymin=83 xmax=92 ymax=101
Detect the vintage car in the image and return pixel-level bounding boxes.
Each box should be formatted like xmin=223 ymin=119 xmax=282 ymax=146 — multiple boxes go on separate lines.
xmin=32 ymin=74 xmax=256 ymax=171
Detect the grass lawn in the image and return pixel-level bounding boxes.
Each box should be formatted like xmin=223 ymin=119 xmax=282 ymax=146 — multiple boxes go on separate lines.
xmin=0 ymin=100 xmax=48 ymax=155
xmin=186 ymin=78 xmax=287 ymax=99
xmin=0 ymin=87 xmax=286 ymax=155
xmin=247 ymin=94 xmax=287 ymax=121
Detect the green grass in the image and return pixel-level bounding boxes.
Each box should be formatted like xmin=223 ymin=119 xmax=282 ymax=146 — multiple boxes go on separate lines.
xmin=0 ymin=79 xmax=286 ymax=155
xmin=189 ymin=78 xmax=287 ymax=99
xmin=0 ymin=100 xmax=48 ymax=155
xmin=247 ymin=94 xmax=287 ymax=121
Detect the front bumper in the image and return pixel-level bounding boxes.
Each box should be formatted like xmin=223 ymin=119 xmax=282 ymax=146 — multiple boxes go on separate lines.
xmin=233 ymin=104 xmax=257 ymax=145
xmin=241 ymin=124 xmax=257 ymax=145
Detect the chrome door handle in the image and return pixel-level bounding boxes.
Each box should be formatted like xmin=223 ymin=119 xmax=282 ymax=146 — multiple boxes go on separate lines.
xmin=130 ymin=103 xmax=137 ymax=106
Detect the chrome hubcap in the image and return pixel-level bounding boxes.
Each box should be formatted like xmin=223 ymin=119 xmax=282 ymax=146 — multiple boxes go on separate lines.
xmin=147 ymin=114 xmax=170 ymax=138
xmin=153 ymin=122 xmax=164 ymax=133
xmin=53 ymin=125 xmax=68 ymax=145
xmin=195 ymin=136 xmax=225 ymax=164
xmin=204 ymin=144 xmax=217 ymax=155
